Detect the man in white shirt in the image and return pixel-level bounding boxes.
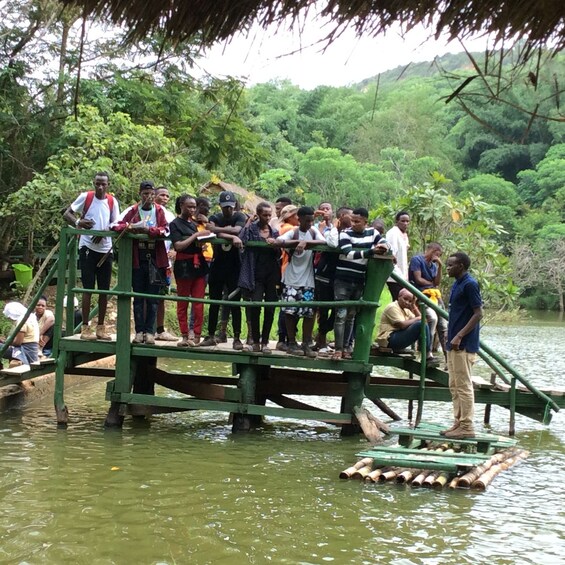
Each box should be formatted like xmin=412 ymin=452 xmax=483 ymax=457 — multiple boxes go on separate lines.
xmin=63 ymin=172 xmax=120 ymax=341
xmin=276 ymin=206 xmax=325 ymax=357
xmin=386 ymin=211 xmax=410 ymax=300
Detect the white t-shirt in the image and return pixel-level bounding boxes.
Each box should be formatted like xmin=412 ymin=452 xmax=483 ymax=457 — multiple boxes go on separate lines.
xmin=71 ymin=192 xmax=120 ymax=253
xmin=278 ymin=226 xmax=324 ymax=288
xmin=386 ymin=225 xmax=410 ymax=281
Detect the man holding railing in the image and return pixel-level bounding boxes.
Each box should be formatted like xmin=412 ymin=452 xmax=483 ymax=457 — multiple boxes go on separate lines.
xmin=63 ymin=172 xmax=120 ymax=341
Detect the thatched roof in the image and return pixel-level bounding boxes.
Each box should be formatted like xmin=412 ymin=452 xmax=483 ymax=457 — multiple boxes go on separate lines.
xmin=199 ymin=180 xmax=271 ymax=215
xmin=61 ymin=1 xmax=564 ymax=51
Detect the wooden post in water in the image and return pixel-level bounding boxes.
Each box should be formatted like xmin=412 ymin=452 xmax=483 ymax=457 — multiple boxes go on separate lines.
xmin=232 ymin=363 xmax=258 ymax=432
xmin=54 ymin=228 xmax=72 ymax=426
xmin=342 ymin=257 xmax=393 ymax=436
xmin=105 ymin=234 xmax=133 ymax=428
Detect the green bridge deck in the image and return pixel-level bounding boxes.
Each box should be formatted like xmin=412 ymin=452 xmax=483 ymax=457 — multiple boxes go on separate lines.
xmin=1 ymin=228 xmax=563 ymax=437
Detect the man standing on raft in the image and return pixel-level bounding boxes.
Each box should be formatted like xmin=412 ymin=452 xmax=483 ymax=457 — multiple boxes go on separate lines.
xmin=442 ymin=252 xmax=483 ymax=439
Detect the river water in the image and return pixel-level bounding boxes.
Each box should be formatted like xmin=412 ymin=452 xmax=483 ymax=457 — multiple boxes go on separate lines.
xmin=0 ymin=315 xmax=563 ymax=564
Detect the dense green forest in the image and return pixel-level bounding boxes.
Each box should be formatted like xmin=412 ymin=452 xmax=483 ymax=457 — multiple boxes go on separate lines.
xmin=1 ymin=2 xmax=564 ymax=310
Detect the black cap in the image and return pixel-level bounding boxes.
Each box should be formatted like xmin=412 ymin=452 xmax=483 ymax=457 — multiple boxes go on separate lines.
xmin=219 ymin=191 xmax=236 ymax=207
xmin=139 ymin=180 xmax=155 ymax=191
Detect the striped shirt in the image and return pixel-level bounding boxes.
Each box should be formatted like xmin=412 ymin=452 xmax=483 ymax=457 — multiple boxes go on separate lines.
xmin=335 ymin=227 xmax=389 ymax=283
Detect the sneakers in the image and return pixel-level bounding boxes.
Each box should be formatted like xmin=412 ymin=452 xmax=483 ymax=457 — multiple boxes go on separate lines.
xmin=301 ymin=343 xmax=317 ymax=358
xmin=132 ymin=332 xmax=144 ymax=344
xmin=444 ymin=427 xmax=476 ymax=439
xmin=217 ymin=331 xmax=228 ymax=343
xmin=439 ymin=422 xmax=460 ymax=436
xmin=156 ymin=330 xmax=177 ymax=341
xmin=145 ymin=333 xmax=156 ymax=345
xmin=262 ymin=344 xmax=272 ymax=354
xmin=80 ymin=325 xmax=96 ymax=341
xmin=426 ymin=356 xmax=440 ymax=368
xmin=193 ymin=335 xmax=201 ymax=345
xmin=177 ymin=336 xmax=194 ymax=347
xmin=245 ymin=343 xmax=261 ymax=353
xmin=276 ymin=341 xmax=288 ymax=352
xmin=232 ymin=338 xmax=244 ymax=351
xmin=199 ymin=335 xmax=219 ymax=347
xmin=96 ymin=325 xmax=112 ymax=341
xmin=286 ymin=342 xmax=305 ymax=356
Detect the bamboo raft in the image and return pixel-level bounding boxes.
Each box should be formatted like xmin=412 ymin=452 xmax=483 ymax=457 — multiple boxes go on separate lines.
xmin=340 ymin=423 xmax=528 ymax=491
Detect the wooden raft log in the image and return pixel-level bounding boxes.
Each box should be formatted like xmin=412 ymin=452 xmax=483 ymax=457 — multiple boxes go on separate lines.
xmin=353 ymin=406 xmax=390 ymax=444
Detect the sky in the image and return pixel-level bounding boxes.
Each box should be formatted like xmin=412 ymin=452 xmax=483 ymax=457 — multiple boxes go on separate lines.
xmin=196 ymin=15 xmax=489 ymax=89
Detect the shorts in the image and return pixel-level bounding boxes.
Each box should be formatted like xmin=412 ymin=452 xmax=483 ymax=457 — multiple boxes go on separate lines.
xmin=282 ymin=285 xmax=315 ymax=318
xmin=79 ymin=246 xmax=113 ymax=290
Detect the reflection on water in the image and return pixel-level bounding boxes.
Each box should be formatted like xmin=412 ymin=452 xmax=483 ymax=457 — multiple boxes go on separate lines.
xmin=0 ymin=321 xmax=564 ymax=564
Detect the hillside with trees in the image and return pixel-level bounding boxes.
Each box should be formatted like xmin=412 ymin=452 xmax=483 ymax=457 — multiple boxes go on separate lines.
xmin=1 ymin=2 xmax=563 ymax=310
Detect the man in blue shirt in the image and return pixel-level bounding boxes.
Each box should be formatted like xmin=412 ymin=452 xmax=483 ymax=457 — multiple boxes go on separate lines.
xmin=442 ymin=252 xmax=483 ymax=439
xmin=409 ymin=242 xmax=448 ymax=358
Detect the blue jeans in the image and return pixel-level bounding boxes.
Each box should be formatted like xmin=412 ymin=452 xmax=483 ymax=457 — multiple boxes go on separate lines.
xmin=388 ymin=321 xmax=431 ymax=353
xmin=334 ymin=279 xmax=364 ymax=351
xmin=132 ymin=262 xmax=162 ymax=334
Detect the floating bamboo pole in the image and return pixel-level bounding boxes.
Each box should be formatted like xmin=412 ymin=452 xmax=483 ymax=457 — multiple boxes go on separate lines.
xmin=423 ymin=471 xmax=440 ymax=488
xmin=378 ymin=468 xmax=401 ymax=482
xmin=472 ymin=450 xmax=529 ymax=491
xmin=339 ymin=457 xmax=374 ymax=479
xmin=411 ymin=469 xmax=433 ymax=487
xmin=448 ymin=476 xmax=460 ymax=489
xmin=457 ymin=449 xmax=516 ymax=488
xmin=396 ymin=469 xmax=416 ymax=483
xmin=365 ymin=467 xmax=386 ymax=482
xmin=432 ymin=472 xmax=450 ymax=490
xmin=352 ymin=465 xmax=374 ymax=480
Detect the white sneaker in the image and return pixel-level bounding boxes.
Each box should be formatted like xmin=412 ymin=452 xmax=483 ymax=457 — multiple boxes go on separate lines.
xmin=132 ymin=332 xmax=144 ymax=344
xmin=145 ymin=333 xmax=155 ymax=345
xmin=156 ymin=330 xmax=177 ymax=341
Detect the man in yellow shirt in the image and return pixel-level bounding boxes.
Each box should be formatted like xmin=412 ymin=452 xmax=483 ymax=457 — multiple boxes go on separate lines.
xmin=1 ymin=302 xmax=39 ymax=367
xmin=377 ymin=289 xmax=438 ymax=366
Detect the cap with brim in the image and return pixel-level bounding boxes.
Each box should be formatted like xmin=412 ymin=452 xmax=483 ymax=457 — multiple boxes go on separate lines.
xmin=139 ymin=180 xmax=155 ymax=190
xmin=219 ymin=191 xmax=236 ymax=207
xmin=280 ymin=204 xmax=299 ymax=221
xmin=3 ymin=301 xmax=27 ymax=321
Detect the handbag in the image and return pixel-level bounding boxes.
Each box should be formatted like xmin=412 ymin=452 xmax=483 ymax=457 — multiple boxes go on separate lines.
xmin=147 ymin=255 xmax=166 ymax=286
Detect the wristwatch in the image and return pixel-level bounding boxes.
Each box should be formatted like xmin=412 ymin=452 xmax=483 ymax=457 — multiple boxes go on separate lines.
xmin=75 ymin=219 xmax=81 ymax=227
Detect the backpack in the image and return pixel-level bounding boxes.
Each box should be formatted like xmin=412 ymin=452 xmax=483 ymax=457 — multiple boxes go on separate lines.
xmin=82 ymin=191 xmax=115 ymax=218
xmin=287 ymin=227 xmax=317 ymax=260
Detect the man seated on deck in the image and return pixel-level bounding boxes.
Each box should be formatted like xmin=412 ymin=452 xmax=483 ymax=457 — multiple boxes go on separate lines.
xmin=35 ymin=295 xmax=55 ymax=357
xmin=409 ymin=242 xmax=448 ymax=359
xmin=376 ymin=289 xmax=439 ymax=367
xmin=1 ymin=302 xmax=39 ymax=368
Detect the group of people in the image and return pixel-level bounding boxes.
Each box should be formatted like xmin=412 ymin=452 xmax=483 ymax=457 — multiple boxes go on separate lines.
xmin=60 ymin=172 xmax=483 ymax=438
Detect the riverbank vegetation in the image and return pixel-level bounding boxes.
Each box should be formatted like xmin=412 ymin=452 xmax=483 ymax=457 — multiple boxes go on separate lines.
xmin=0 ymin=3 xmax=563 ymax=310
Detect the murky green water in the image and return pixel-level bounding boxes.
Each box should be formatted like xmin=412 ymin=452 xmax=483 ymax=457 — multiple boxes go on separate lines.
xmin=0 ymin=315 xmax=563 ymax=564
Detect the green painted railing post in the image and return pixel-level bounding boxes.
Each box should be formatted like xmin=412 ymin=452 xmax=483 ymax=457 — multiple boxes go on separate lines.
xmin=509 ymin=377 xmax=516 ymax=436
xmin=65 ymin=235 xmax=78 ymax=333
xmin=54 ymin=228 xmax=70 ymax=425
xmin=340 ymin=257 xmax=393 ymax=436
xmin=352 ymin=257 xmax=393 ymax=361
xmin=415 ymin=300 xmax=427 ymax=426
xmin=233 ymin=363 xmax=258 ymax=432
xmin=113 ymin=234 xmax=133 ymax=395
